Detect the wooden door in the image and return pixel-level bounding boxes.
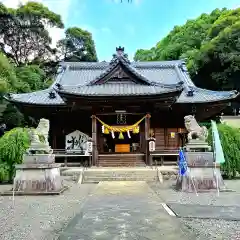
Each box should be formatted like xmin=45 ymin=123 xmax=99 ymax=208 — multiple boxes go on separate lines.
xmin=154 ymin=128 xmax=165 ymax=150
xmin=166 ymin=128 xmax=179 ymax=150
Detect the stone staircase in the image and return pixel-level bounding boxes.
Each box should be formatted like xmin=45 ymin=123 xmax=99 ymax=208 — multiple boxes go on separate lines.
xmin=61 ymin=166 xmax=178 ymax=183
xmin=83 ymin=168 xmax=158 ymax=183
xmin=98 ymin=154 xmax=146 ymax=167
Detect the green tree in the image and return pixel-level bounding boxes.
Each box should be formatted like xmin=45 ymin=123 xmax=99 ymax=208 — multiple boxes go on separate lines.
xmin=0 ymin=1 xmax=64 ymax=66
xmin=0 ymin=53 xmax=52 ymax=129
xmin=1 ymin=104 xmax=25 ymax=129
xmin=0 ymin=53 xmax=18 ymax=94
xmin=134 ymin=7 xmax=240 ymax=91
xmin=16 ymin=65 xmax=52 ymax=92
xmin=0 ymin=127 xmax=30 ymax=182
xmin=57 ymin=27 xmax=98 ymax=62
xmin=0 ymin=1 xmax=98 ymax=129
xmin=208 ymin=124 xmax=240 ymax=178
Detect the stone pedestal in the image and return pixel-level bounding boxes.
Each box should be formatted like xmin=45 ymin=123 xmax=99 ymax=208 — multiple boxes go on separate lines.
xmin=176 ymin=150 xmax=226 ymax=192
xmin=184 ymin=139 xmax=211 ymax=152
xmin=13 ymin=154 xmax=65 ymax=195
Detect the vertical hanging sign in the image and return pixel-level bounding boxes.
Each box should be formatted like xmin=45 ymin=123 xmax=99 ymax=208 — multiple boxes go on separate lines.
xmin=148 ymin=137 xmax=156 ymax=152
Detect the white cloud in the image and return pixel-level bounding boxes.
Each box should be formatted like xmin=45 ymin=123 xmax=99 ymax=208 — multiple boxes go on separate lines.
xmin=0 ymin=0 xmax=73 ymax=46
xmin=47 ymin=27 xmax=65 ymax=47
xmin=232 ymin=5 xmax=240 ymax=9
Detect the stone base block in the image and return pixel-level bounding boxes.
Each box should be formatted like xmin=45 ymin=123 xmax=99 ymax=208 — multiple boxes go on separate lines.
xmin=1 ymin=186 xmax=68 ymax=196
xmin=176 ymin=167 xmax=226 ymax=192
xmin=13 ymin=164 xmax=64 ymax=193
xmin=23 ymin=154 xmax=55 ymax=164
xmin=185 ymin=140 xmax=211 ymax=152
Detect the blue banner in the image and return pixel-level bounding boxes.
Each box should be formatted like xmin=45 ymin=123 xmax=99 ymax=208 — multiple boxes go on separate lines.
xmin=178 ymin=149 xmax=188 ymax=176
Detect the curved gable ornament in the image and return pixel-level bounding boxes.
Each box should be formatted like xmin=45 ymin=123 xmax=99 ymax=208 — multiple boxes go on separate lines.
xmin=65 ymin=130 xmax=90 ymax=153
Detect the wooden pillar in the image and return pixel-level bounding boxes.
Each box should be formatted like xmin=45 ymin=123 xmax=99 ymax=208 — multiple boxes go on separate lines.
xmin=91 ymin=115 xmax=98 ymax=166
xmin=52 ymin=129 xmax=57 ymax=150
xmin=145 ymin=114 xmax=151 ymax=165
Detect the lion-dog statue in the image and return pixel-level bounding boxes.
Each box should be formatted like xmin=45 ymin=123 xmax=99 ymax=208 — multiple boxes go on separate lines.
xmin=184 ymin=115 xmax=208 ymax=141
xmin=27 ymin=118 xmax=52 ymax=153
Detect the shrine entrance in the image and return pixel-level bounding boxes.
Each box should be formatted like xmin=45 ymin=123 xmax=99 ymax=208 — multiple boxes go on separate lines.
xmin=91 ymin=113 xmax=151 ymax=167
xmin=96 ymin=113 xmax=146 ymax=154
xmin=103 ymin=128 xmax=141 ymax=153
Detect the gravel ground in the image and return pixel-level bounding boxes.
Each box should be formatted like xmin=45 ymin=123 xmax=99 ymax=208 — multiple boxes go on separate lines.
xmin=0 ymin=180 xmax=97 ymax=240
xmin=149 ymin=180 xmax=240 ymax=240
xmin=149 ymin=180 xmax=240 ymax=206
xmin=1 ymin=179 xmax=240 ymax=240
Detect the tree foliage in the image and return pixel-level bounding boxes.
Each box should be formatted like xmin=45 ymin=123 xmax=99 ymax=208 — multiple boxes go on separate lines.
xmin=0 ymin=1 xmax=64 ymax=66
xmin=134 ymin=7 xmax=240 ymax=91
xmin=0 ymin=127 xmax=30 ymax=182
xmin=0 ymin=1 xmax=98 ymax=128
xmin=57 ymin=27 xmax=98 ymax=62
xmin=208 ymin=124 xmax=240 ymax=178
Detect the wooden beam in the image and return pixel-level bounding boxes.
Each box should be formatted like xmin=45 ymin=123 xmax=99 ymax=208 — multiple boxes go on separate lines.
xmin=145 ymin=113 xmax=151 ymax=165
xmin=96 ymin=112 xmax=145 ymax=116
xmin=91 ymin=115 xmax=98 ymax=166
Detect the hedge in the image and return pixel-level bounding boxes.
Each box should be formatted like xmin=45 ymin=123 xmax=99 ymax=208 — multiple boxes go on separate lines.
xmin=0 ymin=127 xmax=30 ymax=182
xmin=208 ymin=124 xmax=240 ymax=178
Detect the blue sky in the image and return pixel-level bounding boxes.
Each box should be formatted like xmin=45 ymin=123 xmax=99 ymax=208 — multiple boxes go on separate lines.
xmin=2 ymin=0 xmax=240 ymax=61
xmin=64 ymin=0 xmax=240 ymax=61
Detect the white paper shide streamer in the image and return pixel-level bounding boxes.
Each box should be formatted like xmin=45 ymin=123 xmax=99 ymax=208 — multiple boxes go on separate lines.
xmin=111 ymin=131 xmax=115 ymax=139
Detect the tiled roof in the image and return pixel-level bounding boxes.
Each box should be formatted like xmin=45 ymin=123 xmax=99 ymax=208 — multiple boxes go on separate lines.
xmin=177 ymin=87 xmax=238 ymax=103
xmin=5 ymin=48 xmax=239 ymax=105
xmin=59 ymin=83 xmax=182 ymax=96
xmin=6 ymin=89 xmax=65 ymax=105
xmin=57 ymin=60 xmax=185 ymax=86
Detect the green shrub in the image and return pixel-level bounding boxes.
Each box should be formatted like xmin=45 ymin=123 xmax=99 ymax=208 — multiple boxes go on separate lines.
xmin=208 ymin=124 xmax=240 ymax=178
xmin=0 ymin=127 xmax=30 ymax=182
xmin=0 ymin=163 xmax=10 ymax=182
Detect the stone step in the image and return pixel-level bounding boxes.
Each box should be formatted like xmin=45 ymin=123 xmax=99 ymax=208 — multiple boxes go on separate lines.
xmin=82 ymin=169 xmax=159 ymax=183
xmin=61 ymin=167 xmax=178 ymax=183
xmin=61 ymin=168 xmax=83 ymax=176
xmin=83 ymin=176 xmax=158 ymax=183
xmin=98 ymin=164 xmax=146 ymax=167
xmin=98 ymin=155 xmax=145 ymax=167
xmin=83 ymin=177 xmax=159 ymax=183
xmin=83 ymin=172 xmax=158 ymax=177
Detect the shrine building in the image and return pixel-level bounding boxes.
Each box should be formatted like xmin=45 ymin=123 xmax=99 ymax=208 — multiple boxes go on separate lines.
xmin=5 ymin=47 xmax=238 ymax=167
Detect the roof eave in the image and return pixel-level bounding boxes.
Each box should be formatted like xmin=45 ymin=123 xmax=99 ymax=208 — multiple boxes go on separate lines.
xmin=177 ymin=95 xmax=238 ymax=104
xmin=4 ymin=94 xmax=66 ymax=107
xmin=57 ymin=88 xmax=183 ymax=98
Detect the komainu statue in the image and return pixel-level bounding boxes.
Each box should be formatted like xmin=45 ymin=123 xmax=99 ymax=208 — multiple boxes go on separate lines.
xmin=34 ymin=118 xmax=50 ymax=146
xmin=27 ymin=118 xmax=52 ymax=153
xmin=184 ymin=115 xmax=208 ymax=141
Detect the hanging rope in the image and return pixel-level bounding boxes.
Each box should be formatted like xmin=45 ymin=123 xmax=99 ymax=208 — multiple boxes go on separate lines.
xmin=93 ymin=114 xmax=150 ymax=133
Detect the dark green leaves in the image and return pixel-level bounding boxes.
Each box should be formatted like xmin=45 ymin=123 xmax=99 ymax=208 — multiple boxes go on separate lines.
xmin=208 ymin=124 xmax=240 ymax=178
xmin=57 ymin=27 xmax=98 ymax=62
xmin=0 ymin=127 xmax=30 ymax=181
xmin=134 ymin=7 xmax=240 ymax=91
xmin=0 ymin=1 xmax=64 ymax=66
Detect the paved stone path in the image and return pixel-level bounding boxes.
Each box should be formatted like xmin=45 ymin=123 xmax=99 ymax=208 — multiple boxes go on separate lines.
xmin=59 ymin=181 xmax=197 ymax=240
xmin=167 ymin=203 xmax=240 ymax=221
